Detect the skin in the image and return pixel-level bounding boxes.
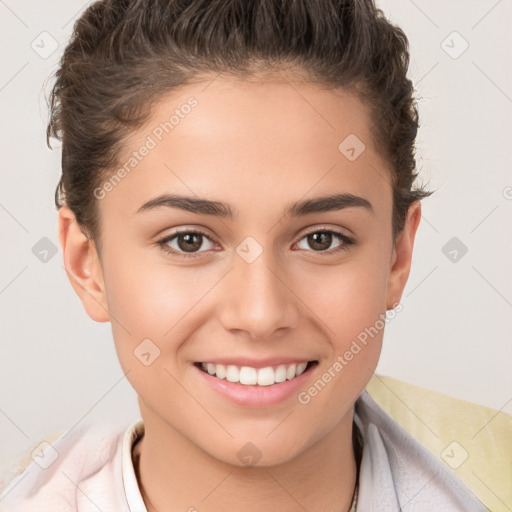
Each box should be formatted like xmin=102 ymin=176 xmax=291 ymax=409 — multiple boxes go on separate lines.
xmin=58 ymin=72 xmax=421 ymax=512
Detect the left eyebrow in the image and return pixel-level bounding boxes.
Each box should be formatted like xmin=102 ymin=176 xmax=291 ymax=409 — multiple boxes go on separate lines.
xmin=285 ymin=193 xmax=373 ymax=217
xmin=134 ymin=192 xmax=373 ymax=218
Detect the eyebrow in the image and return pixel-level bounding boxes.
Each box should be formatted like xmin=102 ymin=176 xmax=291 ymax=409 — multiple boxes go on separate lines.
xmin=135 ymin=192 xmax=373 ymax=218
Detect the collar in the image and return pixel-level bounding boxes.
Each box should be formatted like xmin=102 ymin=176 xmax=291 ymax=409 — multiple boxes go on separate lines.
xmin=121 ymin=418 xmax=147 ymax=512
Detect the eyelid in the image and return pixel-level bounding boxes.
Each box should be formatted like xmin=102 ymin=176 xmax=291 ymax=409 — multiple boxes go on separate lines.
xmin=294 ymin=223 xmax=354 ymax=241
xmin=157 ymin=226 xmax=217 ymax=243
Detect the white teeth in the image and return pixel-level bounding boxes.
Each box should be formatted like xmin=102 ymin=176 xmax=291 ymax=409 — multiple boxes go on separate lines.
xmin=226 ymin=365 xmax=239 ymax=383
xmin=240 ymin=366 xmax=257 ymax=385
xmin=296 ymin=362 xmax=307 ymax=376
xmin=257 ymin=366 xmax=274 ymax=386
xmin=275 ymin=365 xmax=287 ymax=383
xmin=286 ymin=364 xmax=297 ymax=380
xmin=199 ymin=361 xmax=312 ymax=386
xmin=215 ymin=364 xmax=226 ymax=380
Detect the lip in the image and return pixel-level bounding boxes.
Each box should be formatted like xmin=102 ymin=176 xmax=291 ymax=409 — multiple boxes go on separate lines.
xmin=194 ymin=360 xmax=318 ymax=407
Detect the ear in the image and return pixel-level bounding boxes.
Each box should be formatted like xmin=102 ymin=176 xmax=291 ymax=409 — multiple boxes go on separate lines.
xmin=57 ymin=206 xmax=110 ymax=322
xmin=385 ymin=201 xmax=422 ymax=309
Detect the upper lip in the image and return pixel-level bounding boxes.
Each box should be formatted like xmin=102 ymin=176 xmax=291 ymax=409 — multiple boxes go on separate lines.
xmin=195 ymin=357 xmax=317 ymax=369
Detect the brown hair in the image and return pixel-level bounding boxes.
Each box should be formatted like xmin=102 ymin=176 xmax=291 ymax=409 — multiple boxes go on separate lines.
xmin=47 ymin=0 xmax=431 ymax=254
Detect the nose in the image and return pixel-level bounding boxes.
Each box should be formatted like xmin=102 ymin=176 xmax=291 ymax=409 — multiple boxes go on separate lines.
xmin=218 ymin=247 xmax=301 ymax=340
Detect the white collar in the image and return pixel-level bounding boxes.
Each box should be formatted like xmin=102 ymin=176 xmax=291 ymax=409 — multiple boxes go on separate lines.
xmin=121 ymin=418 xmax=147 ymax=512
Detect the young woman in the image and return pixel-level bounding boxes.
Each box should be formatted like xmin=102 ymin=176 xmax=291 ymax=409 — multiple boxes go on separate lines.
xmin=0 ymin=0 xmax=491 ymax=510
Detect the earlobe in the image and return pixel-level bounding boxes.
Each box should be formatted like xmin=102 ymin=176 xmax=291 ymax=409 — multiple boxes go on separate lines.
xmin=385 ymin=201 xmax=422 ymax=309
xmin=57 ymin=206 xmax=110 ymax=323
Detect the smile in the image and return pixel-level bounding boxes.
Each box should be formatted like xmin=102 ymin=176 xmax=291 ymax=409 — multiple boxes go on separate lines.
xmin=196 ymin=361 xmax=317 ymax=386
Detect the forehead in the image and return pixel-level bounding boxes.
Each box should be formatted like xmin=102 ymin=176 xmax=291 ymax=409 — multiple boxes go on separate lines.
xmin=99 ymin=75 xmax=392 ymax=225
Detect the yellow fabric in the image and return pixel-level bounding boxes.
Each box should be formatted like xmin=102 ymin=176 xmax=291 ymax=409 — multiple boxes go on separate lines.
xmin=0 ymin=430 xmax=64 ymax=494
xmin=366 ymin=374 xmax=512 ymax=512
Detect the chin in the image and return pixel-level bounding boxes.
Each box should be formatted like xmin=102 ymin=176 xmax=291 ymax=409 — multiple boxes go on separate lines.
xmin=204 ymin=432 xmax=313 ymax=469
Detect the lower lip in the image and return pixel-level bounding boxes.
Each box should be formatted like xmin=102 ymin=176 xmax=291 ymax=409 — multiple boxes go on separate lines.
xmin=194 ymin=363 xmax=318 ymax=407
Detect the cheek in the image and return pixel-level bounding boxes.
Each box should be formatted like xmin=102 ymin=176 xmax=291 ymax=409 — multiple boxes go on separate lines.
xmin=295 ymin=264 xmax=387 ymax=434
xmin=103 ymin=250 xmax=219 ymax=337
xmin=298 ymin=249 xmax=390 ymax=398
xmin=306 ymin=255 xmax=390 ymax=342
xmin=100 ymin=253 xmax=197 ymax=374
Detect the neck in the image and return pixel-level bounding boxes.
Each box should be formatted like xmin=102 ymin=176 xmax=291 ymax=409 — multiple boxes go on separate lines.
xmin=133 ymin=402 xmax=358 ymax=512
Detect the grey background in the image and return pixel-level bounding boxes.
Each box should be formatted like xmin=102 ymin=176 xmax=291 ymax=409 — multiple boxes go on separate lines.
xmin=1 ymin=0 xmax=511 ymax=471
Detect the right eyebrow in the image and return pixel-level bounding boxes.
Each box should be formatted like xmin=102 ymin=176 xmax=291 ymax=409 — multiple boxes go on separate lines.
xmin=135 ymin=194 xmax=236 ymax=218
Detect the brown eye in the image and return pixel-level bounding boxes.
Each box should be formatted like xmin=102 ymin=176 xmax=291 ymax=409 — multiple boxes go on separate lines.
xmin=157 ymin=229 xmax=216 ymax=257
xmin=295 ymin=229 xmax=354 ymax=254
xmin=306 ymin=232 xmax=333 ymax=251
xmin=176 ymin=232 xmax=203 ymax=253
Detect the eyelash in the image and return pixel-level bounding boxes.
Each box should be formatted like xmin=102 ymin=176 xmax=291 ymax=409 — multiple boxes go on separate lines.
xmin=156 ymin=227 xmax=355 ymax=260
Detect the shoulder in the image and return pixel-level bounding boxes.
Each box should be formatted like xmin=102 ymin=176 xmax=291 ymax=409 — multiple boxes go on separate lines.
xmin=357 ymin=374 xmax=511 ymax=512
xmin=0 ymin=420 xmax=132 ymax=512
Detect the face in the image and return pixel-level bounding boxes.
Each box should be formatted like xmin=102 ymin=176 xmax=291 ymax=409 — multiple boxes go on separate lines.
xmin=59 ymin=72 xmax=420 ymax=467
